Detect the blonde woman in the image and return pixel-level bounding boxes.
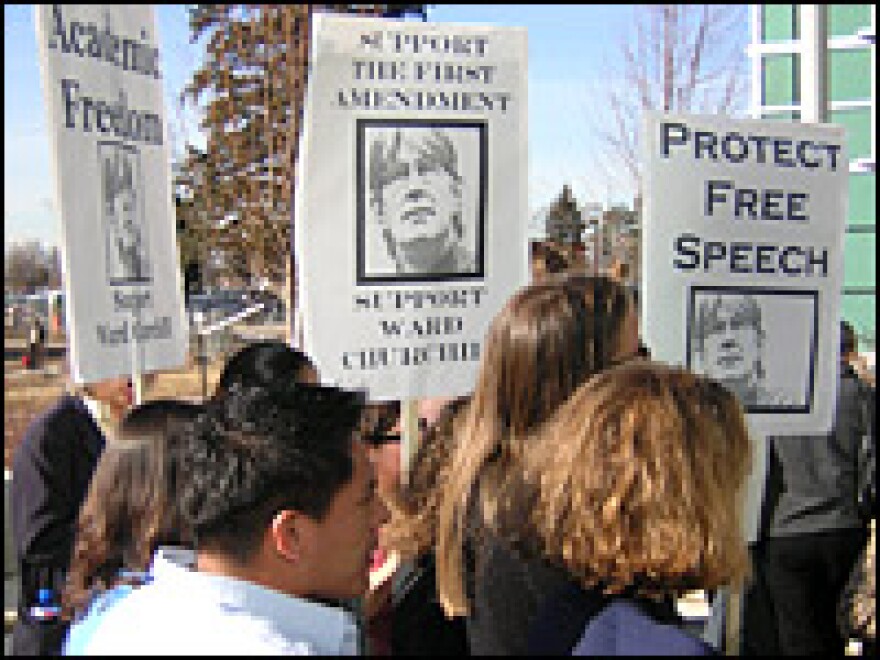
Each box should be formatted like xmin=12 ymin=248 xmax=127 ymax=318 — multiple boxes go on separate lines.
xmin=526 ymin=362 xmax=752 ymax=654
xmin=435 ymin=273 xmax=640 ymax=654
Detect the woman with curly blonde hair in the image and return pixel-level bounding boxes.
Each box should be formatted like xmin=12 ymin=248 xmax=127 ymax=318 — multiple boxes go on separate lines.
xmin=435 ymin=273 xmax=641 ymax=654
xmin=526 ymin=361 xmax=752 ymax=654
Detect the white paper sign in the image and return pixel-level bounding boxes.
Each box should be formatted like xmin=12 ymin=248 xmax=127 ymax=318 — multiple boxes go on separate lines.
xmin=642 ymin=112 xmax=847 ymax=437
xmin=35 ymin=5 xmax=186 ymax=384
xmin=296 ymin=14 xmax=529 ymax=400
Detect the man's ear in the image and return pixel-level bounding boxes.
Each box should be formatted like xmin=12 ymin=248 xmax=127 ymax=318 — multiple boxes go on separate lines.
xmin=270 ymin=509 xmax=313 ymax=564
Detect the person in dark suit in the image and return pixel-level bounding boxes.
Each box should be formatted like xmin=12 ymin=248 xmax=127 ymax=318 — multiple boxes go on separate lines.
xmin=9 ymin=376 xmax=132 ymax=655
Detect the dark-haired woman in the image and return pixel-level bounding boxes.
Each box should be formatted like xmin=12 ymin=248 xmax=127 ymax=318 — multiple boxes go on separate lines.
xmin=63 ymin=399 xmax=202 ymax=655
xmin=435 ymin=273 xmax=641 ymax=654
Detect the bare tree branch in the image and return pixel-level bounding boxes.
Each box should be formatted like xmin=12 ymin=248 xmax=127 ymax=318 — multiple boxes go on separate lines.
xmin=590 ymin=4 xmax=748 ymax=197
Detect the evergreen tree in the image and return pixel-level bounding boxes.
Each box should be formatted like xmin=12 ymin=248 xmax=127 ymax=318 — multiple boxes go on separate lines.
xmin=176 ymin=5 xmax=424 ymax=291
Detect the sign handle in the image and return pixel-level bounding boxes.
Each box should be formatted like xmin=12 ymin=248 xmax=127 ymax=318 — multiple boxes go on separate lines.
xmin=400 ymin=399 xmax=420 ymax=484
xmin=130 ymin=310 xmax=144 ymax=406
xmin=724 ymin=589 xmax=741 ymax=655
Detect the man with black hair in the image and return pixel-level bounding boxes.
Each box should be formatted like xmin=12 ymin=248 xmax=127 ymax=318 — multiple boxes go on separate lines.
xmin=74 ymin=382 xmax=389 ymax=655
xmin=213 ymin=341 xmax=319 ymax=400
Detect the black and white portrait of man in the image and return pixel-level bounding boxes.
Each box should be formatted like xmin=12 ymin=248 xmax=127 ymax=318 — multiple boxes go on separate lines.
xmin=358 ymin=121 xmax=485 ymax=283
xmin=688 ymin=289 xmax=817 ymax=412
xmin=99 ymin=142 xmax=151 ymax=285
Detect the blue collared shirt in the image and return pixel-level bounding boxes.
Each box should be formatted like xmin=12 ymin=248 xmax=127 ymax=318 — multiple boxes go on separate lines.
xmin=66 ymin=549 xmax=359 ymax=655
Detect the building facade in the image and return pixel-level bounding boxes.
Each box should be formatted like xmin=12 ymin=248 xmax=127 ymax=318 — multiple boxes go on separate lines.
xmin=749 ymin=4 xmax=876 ymax=353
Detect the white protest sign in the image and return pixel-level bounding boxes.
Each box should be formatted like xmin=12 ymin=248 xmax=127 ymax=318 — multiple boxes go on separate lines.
xmin=35 ymin=5 xmax=186 ymax=384
xmin=642 ymin=112 xmax=847 ymax=437
xmin=296 ymin=14 xmax=528 ymax=400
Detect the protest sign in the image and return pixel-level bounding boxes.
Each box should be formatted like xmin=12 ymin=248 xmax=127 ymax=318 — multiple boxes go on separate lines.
xmin=643 ymin=112 xmax=847 ymax=437
xmin=295 ymin=14 xmax=529 ymax=400
xmin=35 ymin=5 xmax=186 ymax=384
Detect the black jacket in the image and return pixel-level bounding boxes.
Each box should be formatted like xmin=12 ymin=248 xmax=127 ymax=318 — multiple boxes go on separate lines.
xmin=766 ymin=364 xmax=875 ymax=537
xmin=464 ymin=531 xmax=571 ymax=654
xmin=391 ymin=553 xmax=470 ymax=656
xmin=10 ymin=393 xmax=105 ymax=655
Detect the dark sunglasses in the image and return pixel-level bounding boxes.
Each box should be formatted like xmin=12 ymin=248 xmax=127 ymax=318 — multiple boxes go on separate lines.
xmin=365 ymin=432 xmax=402 ymax=447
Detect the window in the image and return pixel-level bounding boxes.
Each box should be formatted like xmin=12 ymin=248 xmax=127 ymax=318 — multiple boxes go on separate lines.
xmin=841 ymin=293 xmax=877 ymax=351
xmin=762 ymin=54 xmax=800 ymax=106
xmin=848 ymin=173 xmax=876 ymax=228
xmin=829 ymin=4 xmax=873 ymax=38
xmin=844 ymin=232 xmax=876 ymax=288
xmin=829 ymin=49 xmax=872 ymax=102
xmin=830 ymin=107 xmax=873 ymax=161
xmin=762 ymin=5 xmax=799 ymax=42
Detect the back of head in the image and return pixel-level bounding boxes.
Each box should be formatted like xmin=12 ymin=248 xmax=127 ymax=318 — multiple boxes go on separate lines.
xmin=436 ymin=273 xmax=637 ymax=615
xmin=64 ymin=398 xmax=203 ymax=619
xmin=214 ymin=342 xmax=317 ymax=400
xmin=177 ymin=382 xmax=366 ymax=565
xmin=528 ymin=361 xmax=752 ymax=597
xmin=473 ymin=272 xmax=635 ymax=438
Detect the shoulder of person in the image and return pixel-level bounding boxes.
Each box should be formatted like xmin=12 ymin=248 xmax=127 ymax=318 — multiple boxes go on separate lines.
xmin=15 ymin=395 xmax=80 ymax=457
xmin=572 ymin=600 xmax=716 ymax=655
xmin=840 ymin=369 xmax=874 ymax=411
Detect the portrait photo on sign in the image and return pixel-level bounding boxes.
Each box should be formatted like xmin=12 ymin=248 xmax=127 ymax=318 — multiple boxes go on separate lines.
xmin=357 ymin=119 xmax=486 ymax=283
xmin=99 ymin=142 xmax=151 ymax=285
xmin=686 ymin=287 xmax=818 ymax=413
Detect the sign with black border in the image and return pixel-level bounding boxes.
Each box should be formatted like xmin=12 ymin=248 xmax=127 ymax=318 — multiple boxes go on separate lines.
xmin=356 ymin=118 xmax=487 ymax=284
xmin=295 ymin=15 xmax=528 ymax=400
xmin=686 ymin=286 xmax=819 ymax=414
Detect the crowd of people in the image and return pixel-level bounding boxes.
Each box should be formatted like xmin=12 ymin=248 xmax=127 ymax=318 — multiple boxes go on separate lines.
xmin=8 ymin=273 xmax=875 ymax=656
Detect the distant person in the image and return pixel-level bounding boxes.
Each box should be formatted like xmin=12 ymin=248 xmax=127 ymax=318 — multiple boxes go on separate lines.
xmin=63 ymin=399 xmax=203 ymax=654
xmin=836 ymin=516 xmax=875 ymax=657
xmin=10 ymin=375 xmax=133 ymax=655
xmin=27 ymin=315 xmax=46 ymax=370
xmin=369 ymin=127 xmax=476 ymax=277
xmin=213 ymin=341 xmax=319 ymax=400
xmin=692 ymin=293 xmax=791 ymax=408
xmin=530 ymin=242 xmax=569 ymax=281
xmin=525 ymin=361 xmax=752 ymax=654
xmin=435 ymin=273 xmax=642 ymax=654
xmin=73 ymin=382 xmax=388 ymax=654
xmin=758 ymin=320 xmax=875 ymax=654
xmin=842 ymin=321 xmax=875 ymax=388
